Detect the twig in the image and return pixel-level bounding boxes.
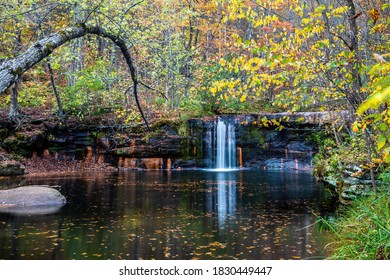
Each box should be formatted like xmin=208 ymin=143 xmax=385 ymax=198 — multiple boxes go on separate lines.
xmin=83 ymin=0 xmax=105 ymax=23
xmin=123 ymin=0 xmax=145 ymax=16
xmin=139 ymin=80 xmax=167 ymax=100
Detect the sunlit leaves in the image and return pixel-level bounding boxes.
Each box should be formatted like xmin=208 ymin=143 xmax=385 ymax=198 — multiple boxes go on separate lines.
xmin=357 ymin=86 xmax=390 ymax=116
xmin=357 ymin=56 xmax=390 ymax=116
xmin=369 ymin=9 xmax=380 ymax=25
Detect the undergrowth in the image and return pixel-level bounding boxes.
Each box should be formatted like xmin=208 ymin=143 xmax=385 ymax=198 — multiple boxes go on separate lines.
xmin=321 ymin=190 xmax=390 ymax=259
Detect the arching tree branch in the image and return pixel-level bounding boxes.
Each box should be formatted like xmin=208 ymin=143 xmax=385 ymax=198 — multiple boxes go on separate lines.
xmin=0 ymin=23 xmax=150 ymax=130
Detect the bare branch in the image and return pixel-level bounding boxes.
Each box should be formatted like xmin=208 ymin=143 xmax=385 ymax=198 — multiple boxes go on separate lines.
xmin=123 ymin=0 xmax=145 ymax=16
xmin=139 ymin=80 xmax=168 ymax=100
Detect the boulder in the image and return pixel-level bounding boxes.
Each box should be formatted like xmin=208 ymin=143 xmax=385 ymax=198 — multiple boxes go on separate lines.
xmin=0 ymin=186 xmax=66 ymax=215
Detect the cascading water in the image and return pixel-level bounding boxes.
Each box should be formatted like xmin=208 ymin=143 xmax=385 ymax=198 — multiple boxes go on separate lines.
xmin=213 ymin=117 xmax=237 ymax=170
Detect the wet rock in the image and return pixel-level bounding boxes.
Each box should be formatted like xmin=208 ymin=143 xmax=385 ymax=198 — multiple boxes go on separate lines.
xmin=0 ymin=149 xmax=25 ymax=176
xmin=323 ymin=175 xmax=376 ymax=202
xmin=264 ymin=158 xmax=311 ymax=171
xmin=171 ymin=159 xmax=197 ymax=169
xmin=341 ymin=184 xmax=371 ymax=200
xmin=0 ymin=163 xmax=25 ymax=176
xmin=0 ymin=186 xmax=66 ymax=214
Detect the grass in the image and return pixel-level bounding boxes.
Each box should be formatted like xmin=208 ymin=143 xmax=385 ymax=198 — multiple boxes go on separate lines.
xmin=322 ymin=190 xmax=390 ymax=259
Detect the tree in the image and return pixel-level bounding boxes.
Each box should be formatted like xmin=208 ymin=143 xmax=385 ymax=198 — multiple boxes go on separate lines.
xmin=200 ymin=0 xmax=389 ymax=114
xmin=0 ymin=23 xmax=149 ymax=128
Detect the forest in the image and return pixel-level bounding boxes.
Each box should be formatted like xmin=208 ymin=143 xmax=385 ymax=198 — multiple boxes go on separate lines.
xmin=0 ymin=0 xmax=389 ymax=260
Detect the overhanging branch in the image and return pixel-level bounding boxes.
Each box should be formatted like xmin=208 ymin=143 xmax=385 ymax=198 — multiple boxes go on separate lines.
xmin=0 ymin=23 xmax=150 ymax=129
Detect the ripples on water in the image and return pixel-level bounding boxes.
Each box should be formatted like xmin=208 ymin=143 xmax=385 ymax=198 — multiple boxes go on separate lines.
xmin=0 ymin=170 xmax=335 ymax=260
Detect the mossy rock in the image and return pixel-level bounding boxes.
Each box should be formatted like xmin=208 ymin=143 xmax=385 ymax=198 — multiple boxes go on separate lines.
xmin=1 ymin=137 xmax=30 ymax=157
xmin=0 ymin=162 xmax=25 ymax=176
xmin=0 ymin=150 xmax=25 ymax=176
xmin=15 ymin=130 xmax=46 ymax=145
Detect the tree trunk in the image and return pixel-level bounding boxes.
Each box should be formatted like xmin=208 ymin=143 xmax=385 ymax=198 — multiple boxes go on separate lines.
xmin=46 ymin=59 xmax=64 ymax=117
xmin=9 ymin=80 xmax=19 ymax=119
xmin=0 ymin=23 xmax=149 ymax=129
xmin=345 ymin=0 xmax=364 ymax=109
xmin=68 ymin=2 xmax=84 ymax=87
xmin=9 ymin=2 xmax=23 ymax=120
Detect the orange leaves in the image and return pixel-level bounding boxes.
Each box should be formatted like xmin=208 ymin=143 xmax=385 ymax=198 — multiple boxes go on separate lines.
xmin=369 ymin=8 xmax=380 ymax=25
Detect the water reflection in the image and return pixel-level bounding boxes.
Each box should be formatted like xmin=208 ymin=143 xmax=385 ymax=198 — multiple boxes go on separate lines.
xmin=0 ymin=170 xmax=335 ymax=260
xmin=204 ymin=172 xmax=237 ymax=229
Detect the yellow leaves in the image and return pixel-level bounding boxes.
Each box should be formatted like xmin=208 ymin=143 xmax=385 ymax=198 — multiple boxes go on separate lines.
xmin=369 ymin=9 xmax=380 ymax=25
xmin=314 ymin=4 xmax=326 ymax=13
xmin=243 ymin=57 xmax=264 ymax=72
xmin=372 ymin=158 xmax=384 ymax=164
xmin=357 ymin=86 xmax=390 ymax=116
xmin=368 ymin=58 xmax=390 ymax=103
xmin=352 ymin=122 xmax=360 ymax=133
xmin=240 ymin=94 xmax=247 ymax=103
xmin=333 ymin=6 xmax=348 ymax=16
xmin=294 ymin=6 xmax=304 ymax=18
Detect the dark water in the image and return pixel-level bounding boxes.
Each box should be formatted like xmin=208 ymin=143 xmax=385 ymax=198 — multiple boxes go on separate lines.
xmin=0 ymin=170 xmax=335 ymax=260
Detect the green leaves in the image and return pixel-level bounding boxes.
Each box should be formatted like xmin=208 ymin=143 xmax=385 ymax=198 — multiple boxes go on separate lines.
xmin=357 ymin=86 xmax=390 ymax=116
xmin=357 ymin=55 xmax=390 ymax=116
xmin=377 ymin=135 xmax=387 ymax=150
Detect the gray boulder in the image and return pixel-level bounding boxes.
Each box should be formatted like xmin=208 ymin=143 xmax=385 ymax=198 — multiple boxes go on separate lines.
xmin=0 ymin=186 xmax=66 ymax=215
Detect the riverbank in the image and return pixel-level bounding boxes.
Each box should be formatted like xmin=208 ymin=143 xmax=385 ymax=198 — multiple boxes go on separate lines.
xmin=325 ymin=191 xmax=390 ymax=259
xmin=311 ymin=131 xmax=390 ymax=260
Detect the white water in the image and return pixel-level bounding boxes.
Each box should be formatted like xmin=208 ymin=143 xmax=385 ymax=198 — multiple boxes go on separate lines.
xmin=215 ymin=117 xmax=237 ymax=170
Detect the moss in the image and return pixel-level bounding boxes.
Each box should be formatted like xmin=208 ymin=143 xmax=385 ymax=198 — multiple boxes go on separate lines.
xmin=1 ymin=138 xmax=30 ymax=157
xmin=2 ymin=136 xmax=19 ymax=147
xmin=0 ymin=128 xmax=8 ymax=142
xmin=76 ymin=22 xmax=87 ymax=29
xmin=58 ymin=29 xmax=71 ymax=38
xmin=44 ymin=43 xmax=54 ymax=53
xmin=15 ymin=130 xmax=45 ymax=142
xmin=11 ymin=66 xmax=23 ymax=76
xmin=243 ymin=126 xmax=266 ymax=147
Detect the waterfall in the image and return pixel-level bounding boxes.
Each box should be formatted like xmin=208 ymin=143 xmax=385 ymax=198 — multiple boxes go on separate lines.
xmin=215 ymin=117 xmax=237 ymax=170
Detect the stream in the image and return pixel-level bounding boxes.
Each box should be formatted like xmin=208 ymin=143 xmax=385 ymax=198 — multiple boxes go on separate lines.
xmin=0 ymin=169 xmax=335 ymax=260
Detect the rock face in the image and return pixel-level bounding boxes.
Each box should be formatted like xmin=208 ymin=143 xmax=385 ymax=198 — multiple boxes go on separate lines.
xmin=0 ymin=186 xmax=66 ymax=210
xmin=187 ymin=114 xmax=324 ymax=170
xmin=0 ymin=112 xmax=343 ymax=172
